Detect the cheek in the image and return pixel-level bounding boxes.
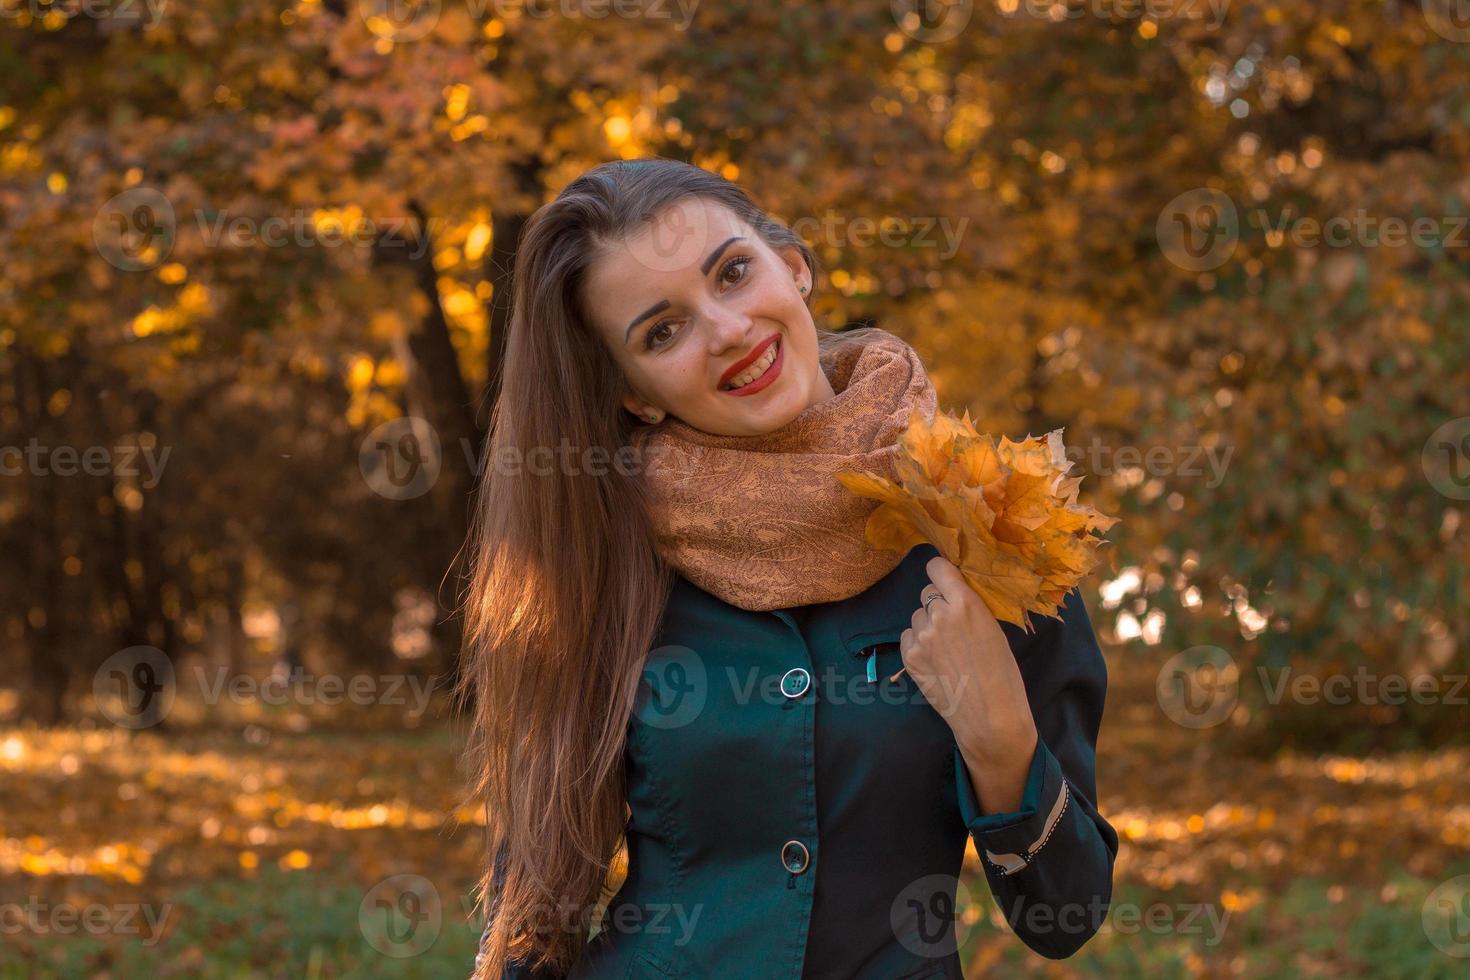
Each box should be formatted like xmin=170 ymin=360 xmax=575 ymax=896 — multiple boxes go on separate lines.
xmin=652 ymin=350 xmax=713 ymax=400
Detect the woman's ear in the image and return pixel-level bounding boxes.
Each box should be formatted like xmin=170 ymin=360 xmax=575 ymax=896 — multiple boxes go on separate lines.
xmin=622 ymin=393 xmax=659 ymax=423
xmin=774 ymin=244 xmax=809 ymax=290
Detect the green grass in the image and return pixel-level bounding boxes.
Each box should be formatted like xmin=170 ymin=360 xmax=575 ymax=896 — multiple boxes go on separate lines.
xmin=956 ymin=860 xmax=1470 ymax=978
xmin=7 ymin=866 xmax=486 ymax=979
xmin=9 ymin=860 xmax=1470 ymax=977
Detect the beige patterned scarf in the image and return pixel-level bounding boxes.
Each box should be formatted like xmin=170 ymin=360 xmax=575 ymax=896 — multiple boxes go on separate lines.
xmin=630 ymin=327 xmax=938 ymax=611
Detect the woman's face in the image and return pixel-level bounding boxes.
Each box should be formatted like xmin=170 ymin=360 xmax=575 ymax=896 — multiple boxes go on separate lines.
xmin=582 ymin=197 xmax=835 ymax=437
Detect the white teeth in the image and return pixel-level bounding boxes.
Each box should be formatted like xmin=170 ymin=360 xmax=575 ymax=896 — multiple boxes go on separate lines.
xmin=722 ymin=339 xmax=779 ymax=390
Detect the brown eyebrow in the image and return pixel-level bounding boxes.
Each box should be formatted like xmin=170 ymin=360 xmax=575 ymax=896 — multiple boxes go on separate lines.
xmin=623 ymin=236 xmax=746 ymax=347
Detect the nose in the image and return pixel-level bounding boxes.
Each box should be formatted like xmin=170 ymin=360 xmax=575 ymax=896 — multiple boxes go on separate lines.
xmin=704 ymin=302 xmax=756 ymax=354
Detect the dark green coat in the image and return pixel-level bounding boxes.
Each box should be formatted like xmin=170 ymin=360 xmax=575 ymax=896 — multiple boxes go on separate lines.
xmin=480 ymin=542 xmax=1117 ymax=978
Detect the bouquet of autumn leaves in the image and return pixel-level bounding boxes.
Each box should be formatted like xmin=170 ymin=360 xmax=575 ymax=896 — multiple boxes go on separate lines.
xmin=836 ymin=406 xmax=1119 ymax=639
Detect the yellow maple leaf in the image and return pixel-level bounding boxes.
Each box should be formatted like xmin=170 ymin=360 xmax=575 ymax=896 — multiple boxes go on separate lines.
xmin=835 ymin=406 xmax=1119 ymax=633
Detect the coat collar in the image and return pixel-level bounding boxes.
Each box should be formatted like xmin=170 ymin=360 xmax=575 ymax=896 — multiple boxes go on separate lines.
xmin=667 ymin=542 xmax=941 ymax=654
xmin=828 ymin=542 xmax=941 ymax=654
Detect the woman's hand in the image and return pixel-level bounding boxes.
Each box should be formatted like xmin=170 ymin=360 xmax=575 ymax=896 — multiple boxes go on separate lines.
xmin=898 ymin=555 xmax=1039 ymax=814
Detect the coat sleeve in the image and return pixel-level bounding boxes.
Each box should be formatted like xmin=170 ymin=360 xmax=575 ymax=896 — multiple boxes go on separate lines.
xmin=949 ymin=585 xmax=1119 ymax=959
xmin=473 ymin=842 xmax=566 ymax=980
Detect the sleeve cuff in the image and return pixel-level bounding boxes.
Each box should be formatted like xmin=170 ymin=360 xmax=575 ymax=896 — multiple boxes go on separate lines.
xmin=954 ymin=738 xmax=1071 ymax=876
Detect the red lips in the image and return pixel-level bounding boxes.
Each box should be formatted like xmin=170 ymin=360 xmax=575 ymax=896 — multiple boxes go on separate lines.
xmin=718 ymin=334 xmax=779 ymax=389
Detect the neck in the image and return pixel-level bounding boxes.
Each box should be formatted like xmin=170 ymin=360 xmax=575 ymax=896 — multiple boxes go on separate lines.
xmin=810 ymin=363 xmax=838 ymax=406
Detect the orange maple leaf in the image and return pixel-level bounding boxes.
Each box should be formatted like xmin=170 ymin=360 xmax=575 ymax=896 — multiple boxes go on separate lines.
xmin=836 ymin=406 xmax=1119 ymax=634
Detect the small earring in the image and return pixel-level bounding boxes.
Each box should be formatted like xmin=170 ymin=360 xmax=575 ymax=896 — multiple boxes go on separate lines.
xmin=800 ymin=284 xmax=808 ymax=294
xmin=644 ymin=413 xmax=659 ymax=423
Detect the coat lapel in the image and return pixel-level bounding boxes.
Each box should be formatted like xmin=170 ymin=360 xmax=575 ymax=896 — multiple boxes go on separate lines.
xmin=832 ymin=542 xmax=941 ymax=654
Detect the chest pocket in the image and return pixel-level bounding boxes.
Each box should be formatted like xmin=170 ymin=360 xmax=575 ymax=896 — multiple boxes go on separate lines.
xmin=625 ymin=947 xmax=679 ymax=979
xmin=856 ymin=640 xmax=905 ymax=686
xmin=848 ymin=634 xmax=933 ymax=704
xmin=833 ymin=630 xmax=957 ymax=790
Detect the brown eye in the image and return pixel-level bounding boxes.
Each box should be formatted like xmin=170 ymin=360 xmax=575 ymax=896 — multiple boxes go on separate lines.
xmin=721 ymin=255 xmax=753 ymax=285
xmin=644 ymin=320 xmax=676 ymax=351
xmin=642 ymin=256 xmax=752 ymax=352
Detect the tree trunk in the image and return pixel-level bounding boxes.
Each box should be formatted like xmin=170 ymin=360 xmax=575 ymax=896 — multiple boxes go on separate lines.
xmin=482 ymin=208 xmax=528 ymax=432
xmin=16 ymin=348 xmax=71 ymax=725
xmin=373 ymin=201 xmax=488 ymax=684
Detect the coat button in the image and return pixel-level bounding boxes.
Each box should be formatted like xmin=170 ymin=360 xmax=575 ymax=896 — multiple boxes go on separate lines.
xmin=781 ymin=839 xmax=810 ymax=875
xmin=780 ymin=667 xmax=811 ymax=699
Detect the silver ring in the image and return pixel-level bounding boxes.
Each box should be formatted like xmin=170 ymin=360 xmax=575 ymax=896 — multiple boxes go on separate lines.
xmin=923 ymin=591 xmax=945 ymax=613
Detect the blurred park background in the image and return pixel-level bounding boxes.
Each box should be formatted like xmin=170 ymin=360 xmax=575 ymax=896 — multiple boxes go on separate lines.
xmin=3 ymin=0 xmax=1470 ymax=976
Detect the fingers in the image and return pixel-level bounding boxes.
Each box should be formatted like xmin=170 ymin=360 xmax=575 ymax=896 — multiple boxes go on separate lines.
xmin=918 ymin=585 xmax=956 ymax=630
xmin=923 ymin=555 xmax=969 ymax=602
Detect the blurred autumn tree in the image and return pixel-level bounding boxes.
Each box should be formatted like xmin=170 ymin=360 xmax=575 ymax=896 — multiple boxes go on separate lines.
xmin=0 ymin=1 xmax=1465 ymax=746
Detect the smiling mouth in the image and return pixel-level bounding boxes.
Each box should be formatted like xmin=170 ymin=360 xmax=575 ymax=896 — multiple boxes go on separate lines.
xmin=719 ymin=337 xmax=781 ymax=391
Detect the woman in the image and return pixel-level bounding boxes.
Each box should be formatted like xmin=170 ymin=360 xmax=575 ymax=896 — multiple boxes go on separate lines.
xmin=461 ymin=158 xmax=1117 ymax=979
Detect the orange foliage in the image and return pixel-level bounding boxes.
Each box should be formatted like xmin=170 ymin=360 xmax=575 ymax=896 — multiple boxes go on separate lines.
xmin=837 ymin=407 xmax=1119 ymax=631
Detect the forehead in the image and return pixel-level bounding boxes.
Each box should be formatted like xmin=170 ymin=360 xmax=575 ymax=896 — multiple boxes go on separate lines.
xmin=585 ymin=199 xmax=751 ymax=325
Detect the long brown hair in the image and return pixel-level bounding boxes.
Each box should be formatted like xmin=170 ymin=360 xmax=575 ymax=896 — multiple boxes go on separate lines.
xmin=457 ymin=158 xmax=823 ymax=977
